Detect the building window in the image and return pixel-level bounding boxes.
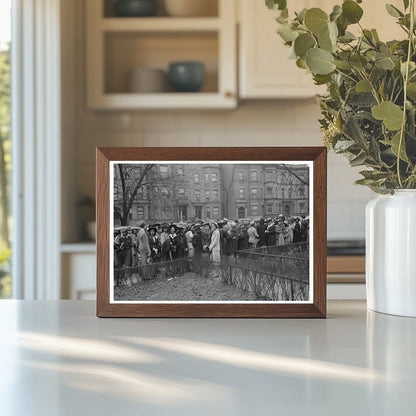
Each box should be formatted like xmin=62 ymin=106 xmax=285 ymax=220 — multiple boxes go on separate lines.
xmin=267 ymin=204 xmax=273 ymax=214
xmin=288 ymin=188 xmax=292 ymax=198
xmin=137 ymin=206 xmax=144 ymax=220
xmin=250 ymin=171 xmax=257 ymax=181
xmin=238 ymin=171 xmax=244 ymax=181
xmin=205 ymin=190 xmax=210 ymax=200
xmin=206 ymin=208 xmax=211 ymax=219
xmin=267 ymin=171 xmax=275 ymax=181
xmin=239 ymin=188 xmax=245 ymax=198
xmin=161 ymin=187 xmax=169 ymax=196
xmin=299 ymin=202 xmax=305 ymax=213
xmin=177 ymin=168 xmax=184 ymax=176
xmin=212 ymin=189 xmax=219 ymax=200
xmin=238 ymin=207 xmax=245 ymax=218
xmin=178 ymin=187 xmax=185 ymax=199
xmin=251 ymin=188 xmax=258 ymax=198
xmin=251 ymin=205 xmax=258 ymax=215
xmin=205 ymin=173 xmax=209 ymax=183
xmin=281 ymin=187 xmax=285 ymax=198
xmin=195 ymin=206 xmax=202 ymax=218
xmin=266 ymin=187 xmax=272 ymax=198
xmin=213 ymin=207 xmax=219 ymax=217
xmin=212 ymin=172 xmax=218 ymax=183
xmin=194 ymin=173 xmax=199 ymax=184
xmin=195 ymin=190 xmax=200 ymax=200
xmin=159 ymin=165 xmax=168 ymax=176
xmin=299 ymin=186 xmax=305 ymax=197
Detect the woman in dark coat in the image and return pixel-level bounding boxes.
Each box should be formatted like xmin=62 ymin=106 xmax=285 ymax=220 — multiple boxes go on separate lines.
xmin=237 ymin=223 xmax=249 ymax=250
xmin=257 ymin=218 xmax=268 ymax=247
xmin=225 ymin=223 xmax=239 ymax=256
xmin=266 ymin=221 xmax=277 ymax=246
xmin=148 ymin=226 xmax=161 ymax=262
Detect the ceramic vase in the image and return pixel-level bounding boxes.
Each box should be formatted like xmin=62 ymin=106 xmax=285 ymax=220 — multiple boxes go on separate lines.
xmin=366 ymin=190 xmax=416 ymax=317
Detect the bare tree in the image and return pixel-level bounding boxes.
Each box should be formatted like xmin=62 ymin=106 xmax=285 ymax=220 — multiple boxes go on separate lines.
xmin=281 ymin=164 xmax=309 ymax=186
xmin=114 ymin=164 xmax=182 ymax=225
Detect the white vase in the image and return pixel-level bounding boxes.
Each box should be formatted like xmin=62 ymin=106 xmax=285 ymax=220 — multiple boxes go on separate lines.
xmin=366 ymin=190 xmax=416 ymax=317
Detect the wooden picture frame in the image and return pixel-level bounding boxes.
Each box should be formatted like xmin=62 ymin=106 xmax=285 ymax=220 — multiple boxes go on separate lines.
xmin=96 ymin=147 xmax=327 ymax=318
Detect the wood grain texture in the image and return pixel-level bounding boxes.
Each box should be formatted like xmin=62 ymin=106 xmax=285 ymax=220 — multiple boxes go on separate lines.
xmin=96 ymin=147 xmax=327 ymax=318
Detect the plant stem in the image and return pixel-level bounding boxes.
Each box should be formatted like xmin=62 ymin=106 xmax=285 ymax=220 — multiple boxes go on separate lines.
xmin=397 ymin=0 xmax=415 ymax=188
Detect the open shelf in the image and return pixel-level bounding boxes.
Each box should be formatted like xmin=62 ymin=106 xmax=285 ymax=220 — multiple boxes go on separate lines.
xmin=103 ymin=0 xmax=219 ymax=18
xmin=87 ymin=0 xmax=236 ymax=109
xmin=101 ymin=17 xmax=221 ymax=32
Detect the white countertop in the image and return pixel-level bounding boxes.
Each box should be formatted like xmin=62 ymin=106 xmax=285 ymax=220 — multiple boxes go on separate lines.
xmin=0 ymin=300 xmax=415 ymax=415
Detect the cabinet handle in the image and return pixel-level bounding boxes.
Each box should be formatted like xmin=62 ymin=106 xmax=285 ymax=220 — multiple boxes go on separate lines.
xmin=225 ymin=91 xmax=234 ymax=99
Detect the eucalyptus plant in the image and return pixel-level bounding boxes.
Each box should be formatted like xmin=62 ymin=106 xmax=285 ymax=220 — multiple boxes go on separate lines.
xmin=266 ymin=0 xmax=416 ymax=193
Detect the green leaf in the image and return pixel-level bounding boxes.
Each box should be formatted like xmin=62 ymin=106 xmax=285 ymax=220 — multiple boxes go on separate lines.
xmin=333 ymin=60 xmax=352 ymax=70
xmin=407 ymin=82 xmax=416 ymax=99
xmin=350 ymin=54 xmax=368 ymax=70
xmin=375 ymin=55 xmax=395 ymax=70
xmin=313 ymin=74 xmax=332 ymax=85
xmin=266 ymin=0 xmax=287 ymax=11
xmin=306 ymin=48 xmax=335 ymax=75
xmin=318 ymin=27 xmax=334 ymax=52
xmin=385 ymin=4 xmax=404 ymax=18
xmin=277 ymin=23 xmax=298 ymax=43
xmin=334 ymin=140 xmax=355 ymax=152
xmin=383 ymin=132 xmax=409 ymax=162
xmin=342 ymin=0 xmax=364 ymax=24
xmin=296 ymin=57 xmax=308 ymax=69
xmin=372 ymin=101 xmax=404 ymax=131
xmin=304 ymin=8 xmax=329 ymax=35
xmin=330 ymin=5 xmax=342 ymax=22
xmin=356 ymin=79 xmax=372 ymax=92
xmin=350 ymin=152 xmax=368 ymax=167
xmin=403 ymin=0 xmax=410 ymax=10
xmin=294 ymin=33 xmax=316 ymax=58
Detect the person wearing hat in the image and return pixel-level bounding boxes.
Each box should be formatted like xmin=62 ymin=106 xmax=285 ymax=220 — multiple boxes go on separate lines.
xmin=257 ymin=218 xmax=267 ymax=248
xmin=201 ymin=222 xmax=211 ymax=252
xmin=292 ymin=217 xmax=301 ymax=243
xmin=129 ymin=227 xmax=138 ymax=267
xmin=148 ymin=225 xmax=160 ymax=263
xmin=185 ymin=225 xmax=194 ymax=271
xmin=159 ymin=223 xmax=169 ymax=245
xmin=209 ymin=222 xmax=221 ymax=278
xmin=175 ymin=226 xmax=187 ymax=259
xmin=237 ymin=221 xmax=249 ymax=251
xmin=247 ymin=221 xmax=259 ymax=249
xmin=137 ymin=222 xmax=151 ymax=277
xmin=266 ymin=220 xmax=277 ymax=246
xmin=275 ymin=216 xmax=286 ymax=246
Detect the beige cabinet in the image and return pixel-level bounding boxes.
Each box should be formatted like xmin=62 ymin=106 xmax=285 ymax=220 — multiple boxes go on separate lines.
xmin=86 ymin=0 xmax=237 ymax=109
xmin=238 ymin=0 xmax=325 ymax=99
xmin=238 ymin=0 xmax=404 ymax=99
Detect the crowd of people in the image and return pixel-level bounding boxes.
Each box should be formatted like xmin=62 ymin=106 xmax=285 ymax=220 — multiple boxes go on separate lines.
xmin=113 ymin=215 xmax=310 ymax=279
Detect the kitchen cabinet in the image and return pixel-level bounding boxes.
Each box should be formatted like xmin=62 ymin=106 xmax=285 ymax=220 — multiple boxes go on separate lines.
xmin=239 ymin=0 xmax=325 ymax=99
xmin=238 ymin=0 xmax=404 ymax=99
xmin=86 ymin=0 xmax=237 ymax=109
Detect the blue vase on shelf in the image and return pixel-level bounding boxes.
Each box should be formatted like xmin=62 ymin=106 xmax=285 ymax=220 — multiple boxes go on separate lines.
xmin=168 ymin=62 xmax=205 ymax=93
xmin=114 ymin=0 xmax=158 ymax=17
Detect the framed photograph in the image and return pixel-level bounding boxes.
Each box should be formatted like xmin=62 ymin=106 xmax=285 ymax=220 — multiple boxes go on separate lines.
xmin=96 ymin=147 xmax=327 ymax=317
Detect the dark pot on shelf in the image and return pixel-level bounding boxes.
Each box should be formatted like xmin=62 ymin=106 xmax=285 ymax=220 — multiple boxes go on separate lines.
xmin=114 ymin=0 xmax=157 ymax=17
xmin=168 ymin=62 xmax=205 ymax=92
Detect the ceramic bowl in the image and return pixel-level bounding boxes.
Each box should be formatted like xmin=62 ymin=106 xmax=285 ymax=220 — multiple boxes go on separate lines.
xmin=128 ymin=68 xmax=167 ymax=93
xmin=168 ymin=62 xmax=205 ymax=92
xmin=114 ymin=0 xmax=158 ymax=17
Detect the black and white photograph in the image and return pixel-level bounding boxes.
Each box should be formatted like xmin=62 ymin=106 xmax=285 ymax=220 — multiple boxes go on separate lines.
xmin=110 ymin=161 xmax=312 ymax=303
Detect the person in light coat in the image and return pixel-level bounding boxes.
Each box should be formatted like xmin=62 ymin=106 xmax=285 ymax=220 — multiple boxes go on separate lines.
xmin=247 ymin=221 xmax=259 ymax=249
xmin=209 ymin=222 xmax=221 ymax=278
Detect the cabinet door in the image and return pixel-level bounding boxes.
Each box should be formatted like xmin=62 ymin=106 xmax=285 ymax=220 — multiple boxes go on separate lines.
xmin=239 ymin=0 xmax=325 ymax=99
xmin=239 ymin=0 xmax=404 ymax=99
